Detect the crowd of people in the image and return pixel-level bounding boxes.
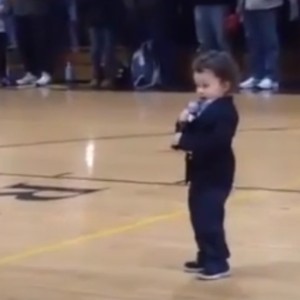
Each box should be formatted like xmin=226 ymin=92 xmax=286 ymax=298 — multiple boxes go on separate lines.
xmin=0 ymin=0 xmax=298 ymax=90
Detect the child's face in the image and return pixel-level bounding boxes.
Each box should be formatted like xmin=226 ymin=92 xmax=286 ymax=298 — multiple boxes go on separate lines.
xmin=193 ymin=70 xmax=231 ymax=100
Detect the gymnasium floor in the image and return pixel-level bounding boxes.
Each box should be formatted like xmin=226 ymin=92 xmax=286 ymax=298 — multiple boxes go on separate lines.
xmin=0 ymin=88 xmax=300 ymax=299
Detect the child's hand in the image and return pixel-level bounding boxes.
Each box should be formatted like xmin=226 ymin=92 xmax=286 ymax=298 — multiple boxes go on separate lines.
xmin=178 ymin=101 xmax=199 ymax=122
xmin=178 ymin=109 xmax=189 ymax=122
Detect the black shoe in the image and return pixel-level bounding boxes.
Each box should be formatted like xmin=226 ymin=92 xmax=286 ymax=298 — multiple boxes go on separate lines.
xmin=184 ymin=260 xmax=204 ymax=273
xmin=197 ymin=269 xmax=231 ymax=280
xmin=197 ymin=262 xmax=231 ymax=280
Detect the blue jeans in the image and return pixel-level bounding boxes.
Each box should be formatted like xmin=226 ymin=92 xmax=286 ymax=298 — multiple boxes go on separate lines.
xmin=89 ymin=27 xmax=115 ymax=80
xmin=194 ymin=5 xmax=228 ymax=51
xmin=66 ymin=0 xmax=79 ymax=52
xmin=243 ymin=9 xmax=279 ymax=81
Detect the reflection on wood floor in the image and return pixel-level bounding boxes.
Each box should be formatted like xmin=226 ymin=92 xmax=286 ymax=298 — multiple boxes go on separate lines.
xmin=0 ymin=87 xmax=300 ymax=299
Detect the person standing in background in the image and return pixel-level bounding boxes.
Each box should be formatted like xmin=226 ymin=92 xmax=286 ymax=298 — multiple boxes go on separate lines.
xmin=65 ymin=0 xmax=79 ymax=53
xmin=133 ymin=0 xmax=178 ymax=89
xmin=239 ymin=0 xmax=298 ymax=90
xmin=192 ymin=0 xmax=236 ymax=52
xmin=3 ymin=3 xmax=16 ymax=49
xmin=0 ymin=0 xmax=8 ymax=85
xmin=10 ymin=0 xmax=52 ymax=86
xmin=47 ymin=0 xmax=70 ymax=73
xmin=80 ymin=0 xmax=125 ymax=89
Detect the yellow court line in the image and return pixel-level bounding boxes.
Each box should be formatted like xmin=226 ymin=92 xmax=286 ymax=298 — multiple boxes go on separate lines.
xmin=0 ymin=210 xmax=185 ymax=267
xmin=0 ymin=188 xmax=287 ymax=267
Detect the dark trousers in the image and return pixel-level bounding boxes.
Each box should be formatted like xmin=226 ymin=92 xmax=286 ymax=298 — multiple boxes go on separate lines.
xmin=132 ymin=3 xmax=177 ymax=88
xmin=89 ymin=26 xmax=116 ymax=81
xmin=0 ymin=32 xmax=7 ymax=78
xmin=243 ymin=8 xmax=279 ymax=81
xmin=15 ymin=15 xmax=51 ymax=76
xmin=194 ymin=5 xmax=229 ymax=51
xmin=188 ymin=184 xmax=230 ymax=271
xmin=151 ymin=36 xmax=176 ymax=88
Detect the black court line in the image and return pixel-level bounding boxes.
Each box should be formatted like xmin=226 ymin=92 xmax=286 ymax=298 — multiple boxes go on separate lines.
xmin=0 ymin=126 xmax=299 ymax=150
xmin=240 ymin=126 xmax=300 ymax=132
xmin=0 ymin=171 xmax=300 ymax=195
xmin=235 ymin=186 xmax=300 ymax=195
xmin=0 ymin=132 xmax=171 ymax=149
xmin=0 ymin=172 xmax=176 ymax=187
xmin=53 ymin=172 xmax=72 ymax=178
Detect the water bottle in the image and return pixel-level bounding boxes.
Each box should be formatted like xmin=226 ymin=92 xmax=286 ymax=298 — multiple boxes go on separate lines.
xmin=65 ymin=61 xmax=75 ymax=88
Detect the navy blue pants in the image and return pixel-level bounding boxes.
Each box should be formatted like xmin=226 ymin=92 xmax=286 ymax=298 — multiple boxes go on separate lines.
xmin=188 ymin=184 xmax=231 ymax=271
xmin=89 ymin=26 xmax=116 ymax=81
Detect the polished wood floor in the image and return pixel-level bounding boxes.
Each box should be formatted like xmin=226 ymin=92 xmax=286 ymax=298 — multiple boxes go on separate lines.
xmin=0 ymin=87 xmax=300 ymax=299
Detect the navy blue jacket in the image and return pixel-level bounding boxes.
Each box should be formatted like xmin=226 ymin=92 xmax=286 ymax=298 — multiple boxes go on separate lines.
xmin=177 ymin=96 xmax=239 ymax=189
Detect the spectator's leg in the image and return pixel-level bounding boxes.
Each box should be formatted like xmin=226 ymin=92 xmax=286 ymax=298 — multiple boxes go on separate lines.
xmin=0 ymin=32 xmax=7 ymax=81
xmin=89 ymin=26 xmax=102 ymax=87
xmin=32 ymin=15 xmax=53 ymax=86
xmin=101 ymin=28 xmax=116 ymax=89
xmin=14 ymin=15 xmax=38 ymax=85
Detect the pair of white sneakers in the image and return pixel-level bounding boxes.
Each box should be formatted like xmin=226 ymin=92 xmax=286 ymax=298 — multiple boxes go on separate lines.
xmin=240 ymin=77 xmax=279 ymax=90
xmin=16 ymin=72 xmax=52 ymax=87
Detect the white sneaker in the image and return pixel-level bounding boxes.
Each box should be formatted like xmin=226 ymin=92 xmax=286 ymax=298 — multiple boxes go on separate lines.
xmin=239 ymin=77 xmax=257 ymax=89
xmin=36 ymin=72 xmax=52 ymax=86
xmin=257 ymin=78 xmax=279 ymax=90
xmin=16 ymin=73 xmax=37 ymax=86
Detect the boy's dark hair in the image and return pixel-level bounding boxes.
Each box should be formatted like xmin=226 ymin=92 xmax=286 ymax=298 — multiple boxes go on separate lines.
xmin=192 ymin=50 xmax=239 ymax=92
